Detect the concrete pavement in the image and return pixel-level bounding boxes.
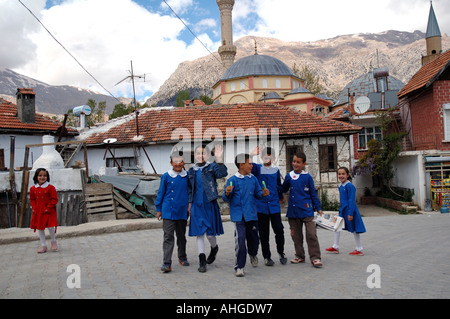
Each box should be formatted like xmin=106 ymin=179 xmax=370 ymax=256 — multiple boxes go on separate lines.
xmin=1 ymin=205 xmax=449 ymax=300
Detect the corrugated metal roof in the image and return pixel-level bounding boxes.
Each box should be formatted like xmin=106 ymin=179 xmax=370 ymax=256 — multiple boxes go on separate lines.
xmin=335 ymin=69 xmax=404 ymax=106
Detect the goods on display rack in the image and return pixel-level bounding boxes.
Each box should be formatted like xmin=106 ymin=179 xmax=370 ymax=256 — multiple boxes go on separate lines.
xmin=427 ymin=158 xmax=450 ymax=210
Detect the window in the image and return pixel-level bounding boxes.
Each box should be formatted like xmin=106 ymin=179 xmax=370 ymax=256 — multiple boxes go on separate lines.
xmin=276 ymin=79 xmax=281 ymax=88
xmin=262 ymin=79 xmax=268 ymax=88
xmin=240 ymin=80 xmax=245 ymax=90
xmin=0 ymin=149 xmax=4 ymax=169
xmin=319 ymin=144 xmax=337 ymax=172
xmin=444 ymin=104 xmax=450 ymax=141
xmin=231 ymin=82 xmax=236 ymax=92
xmin=286 ymin=145 xmax=304 ymax=172
xmin=358 ymin=127 xmax=383 ymax=149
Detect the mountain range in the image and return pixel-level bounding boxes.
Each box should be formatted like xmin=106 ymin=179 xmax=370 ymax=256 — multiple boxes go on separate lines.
xmin=146 ymin=30 xmax=449 ymax=106
xmin=0 ymin=67 xmax=130 ymax=115
xmin=1 ymin=30 xmax=448 ymax=114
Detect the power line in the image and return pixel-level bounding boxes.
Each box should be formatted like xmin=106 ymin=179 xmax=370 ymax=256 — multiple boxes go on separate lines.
xmin=162 ymin=0 xmax=223 ymax=67
xmin=17 ymin=0 xmax=121 ymax=103
xmin=162 ymin=0 xmax=254 ymax=94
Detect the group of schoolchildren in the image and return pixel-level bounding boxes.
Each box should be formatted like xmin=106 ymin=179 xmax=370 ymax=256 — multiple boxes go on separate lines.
xmin=154 ymin=144 xmax=366 ymax=277
xmin=29 ymin=143 xmax=366 ymax=277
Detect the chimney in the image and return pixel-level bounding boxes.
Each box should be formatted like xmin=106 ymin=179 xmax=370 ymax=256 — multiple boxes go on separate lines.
xmin=16 ymin=88 xmax=36 ymax=124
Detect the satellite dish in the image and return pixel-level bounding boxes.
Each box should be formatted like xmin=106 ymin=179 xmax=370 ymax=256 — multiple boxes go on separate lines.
xmin=103 ymin=138 xmax=117 ymax=144
xmin=354 ymin=96 xmax=371 ymax=114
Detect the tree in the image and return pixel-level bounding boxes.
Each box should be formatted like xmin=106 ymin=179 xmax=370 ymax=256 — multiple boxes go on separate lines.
xmin=176 ymin=90 xmax=190 ymax=107
xmin=86 ymin=99 xmax=106 ymax=127
xmin=199 ymin=94 xmax=214 ymax=105
xmin=110 ymin=103 xmax=134 ymax=120
xmin=292 ymin=64 xmax=323 ymax=95
xmin=352 ymin=109 xmax=407 ymax=196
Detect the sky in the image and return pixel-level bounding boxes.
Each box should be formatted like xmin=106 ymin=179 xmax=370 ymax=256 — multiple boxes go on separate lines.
xmin=1 ymin=0 xmax=449 ymax=104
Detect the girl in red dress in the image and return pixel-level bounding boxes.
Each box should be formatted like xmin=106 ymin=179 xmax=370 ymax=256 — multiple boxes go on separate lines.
xmin=29 ymin=168 xmax=59 ymax=253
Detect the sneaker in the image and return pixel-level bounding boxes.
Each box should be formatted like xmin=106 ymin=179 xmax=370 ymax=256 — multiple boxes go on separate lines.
xmin=235 ymin=268 xmax=245 ymax=277
xmin=349 ymin=250 xmax=364 ymax=256
xmin=290 ymin=257 xmax=305 ymax=264
xmin=179 ymin=258 xmax=190 ymax=266
xmin=264 ymin=258 xmax=275 ymax=266
xmin=326 ymin=247 xmax=339 ymax=254
xmin=37 ymin=246 xmax=47 ymax=254
xmin=311 ymin=259 xmax=323 ymax=268
xmin=161 ymin=264 xmax=172 ymax=273
xmin=51 ymin=241 xmax=58 ymax=252
xmin=250 ymin=255 xmax=258 ymax=267
xmin=279 ymin=253 xmax=287 ymax=265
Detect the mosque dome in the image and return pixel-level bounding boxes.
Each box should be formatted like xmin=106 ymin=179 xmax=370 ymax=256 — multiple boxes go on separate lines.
xmin=219 ymin=54 xmax=300 ymax=81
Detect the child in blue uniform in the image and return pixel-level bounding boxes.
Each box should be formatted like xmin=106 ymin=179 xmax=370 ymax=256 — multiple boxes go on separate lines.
xmin=188 ymin=144 xmax=228 ymax=273
xmin=223 ymin=153 xmax=270 ymax=277
xmin=156 ymin=152 xmax=189 ymax=273
xmin=326 ymin=167 xmax=366 ymax=256
xmin=251 ymin=146 xmax=286 ymax=266
xmin=282 ymin=152 xmax=323 ymax=268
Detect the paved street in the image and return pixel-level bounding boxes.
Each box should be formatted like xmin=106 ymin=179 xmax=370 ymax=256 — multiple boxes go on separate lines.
xmin=1 ymin=213 xmax=450 ymax=300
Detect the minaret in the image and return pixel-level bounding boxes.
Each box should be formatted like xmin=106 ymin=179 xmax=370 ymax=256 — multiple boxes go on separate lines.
xmin=422 ymin=1 xmax=442 ymax=66
xmin=217 ymin=0 xmax=237 ymax=70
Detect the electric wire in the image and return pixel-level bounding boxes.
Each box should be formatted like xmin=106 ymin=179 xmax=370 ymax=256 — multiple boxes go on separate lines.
xmin=17 ymin=0 xmax=121 ymax=103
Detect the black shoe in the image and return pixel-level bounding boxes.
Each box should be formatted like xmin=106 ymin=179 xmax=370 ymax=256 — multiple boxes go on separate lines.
xmin=279 ymin=253 xmax=287 ymax=265
xmin=206 ymin=245 xmax=219 ymax=264
xmin=198 ymin=253 xmax=207 ymax=273
xmin=264 ymin=258 xmax=275 ymax=266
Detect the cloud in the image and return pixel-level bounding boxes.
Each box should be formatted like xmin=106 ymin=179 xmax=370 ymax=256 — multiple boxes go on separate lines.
xmin=160 ymin=0 xmax=194 ymax=15
xmin=0 ymin=0 xmax=46 ymax=68
xmin=8 ymin=0 xmax=212 ymax=102
xmin=233 ymin=0 xmax=448 ymax=42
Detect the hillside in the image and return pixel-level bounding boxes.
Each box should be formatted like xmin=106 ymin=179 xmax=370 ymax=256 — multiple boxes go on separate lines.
xmin=146 ymin=30 xmax=450 ymax=106
xmin=0 ymin=68 xmax=129 ymax=114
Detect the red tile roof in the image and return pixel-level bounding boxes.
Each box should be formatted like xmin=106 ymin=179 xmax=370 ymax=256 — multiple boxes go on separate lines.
xmin=398 ymin=50 xmax=450 ymax=98
xmin=84 ymin=103 xmax=362 ymax=145
xmin=0 ymin=98 xmax=77 ymax=134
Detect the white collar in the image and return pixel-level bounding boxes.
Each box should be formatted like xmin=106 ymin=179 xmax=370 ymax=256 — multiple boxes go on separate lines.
xmin=289 ymin=170 xmax=308 ymax=180
xmin=168 ymin=169 xmax=187 ymax=178
xmin=193 ymin=161 xmax=211 ymax=171
xmin=234 ymin=172 xmax=253 ymax=179
xmin=339 ymin=181 xmax=351 ymax=187
xmin=35 ymin=181 xmax=50 ymax=188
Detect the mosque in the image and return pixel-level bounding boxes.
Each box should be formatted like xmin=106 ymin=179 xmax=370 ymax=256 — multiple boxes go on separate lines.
xmin=213 ymin=0 xmax=334 ymax=115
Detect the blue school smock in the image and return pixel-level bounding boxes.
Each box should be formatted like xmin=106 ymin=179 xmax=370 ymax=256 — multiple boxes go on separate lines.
xmin=154 ymin=169 xmax=189 ymax=220
xmin=222 ymin=173 xmax=263 ymax=222
xmin=282 ymin=170 xmax=321 ymax=218
xmin=251 ymin=164 xmax=283 ymax=214
xmin=188 ymin=163 xmax=224 ymax=237
xmin=339 ymin=181 xmax=366 ymax=234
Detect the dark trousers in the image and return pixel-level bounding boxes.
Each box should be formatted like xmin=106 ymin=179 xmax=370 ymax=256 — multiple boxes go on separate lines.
xmin=234 ymin=219 xmax=259 ymax=269
xmin=163 ymin=219 xmax=187 ymax=265
xmin=257 ymin=213 xmax=285 ymax=259
xmin=288 ymin=217 xmax=321 ymax=262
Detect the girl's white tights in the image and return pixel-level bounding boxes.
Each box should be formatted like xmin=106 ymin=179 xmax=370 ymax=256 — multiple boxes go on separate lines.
xmin=38 ymin=227 xmax=56 ymax=247
xmin=196 ymin=234 xmax=217 ymax=254
xmin=333 ymin=231 xmax=363 ymax=251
